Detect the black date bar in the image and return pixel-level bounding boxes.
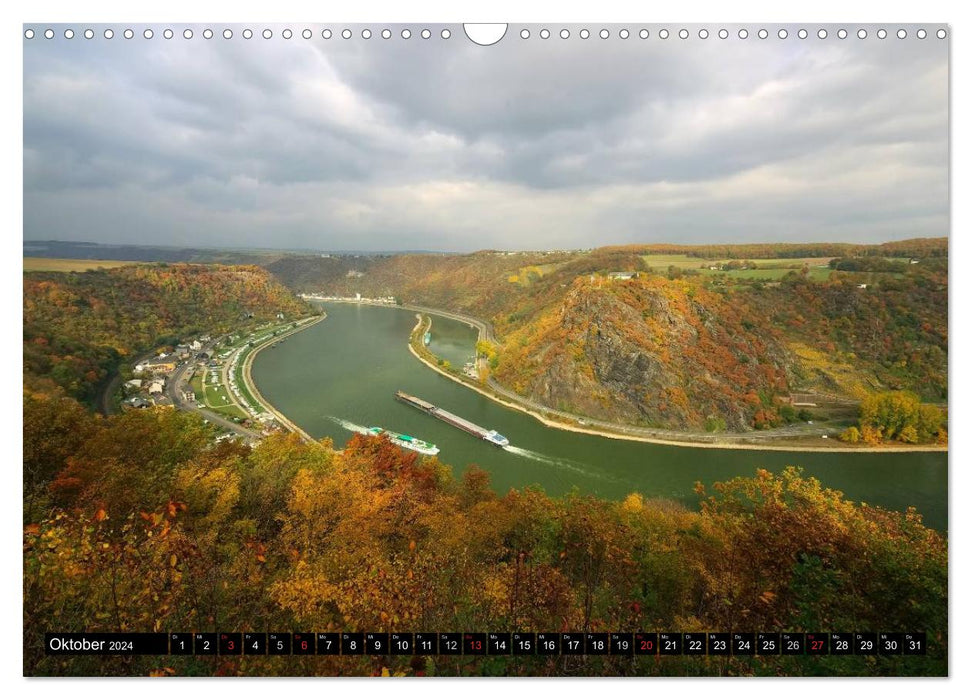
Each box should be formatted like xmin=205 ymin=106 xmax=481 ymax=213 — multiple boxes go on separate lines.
xmin=46 ymin=633 xmax=169 ymax=655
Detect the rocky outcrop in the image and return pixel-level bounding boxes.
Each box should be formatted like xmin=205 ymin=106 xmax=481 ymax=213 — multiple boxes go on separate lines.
xmin=495 ymin=278 xmax=791 ymax=432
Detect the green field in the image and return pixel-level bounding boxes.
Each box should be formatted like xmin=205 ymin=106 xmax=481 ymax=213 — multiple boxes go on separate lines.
xmin=23 ymin=257 xmax=142 ymax=272
xmin=195 ymin=367 xmax=247 ymax=419
xmin=640 ymin=254 xmax=838 ymax=281
xmin=711 ymin=267 xmax=833 ymax=281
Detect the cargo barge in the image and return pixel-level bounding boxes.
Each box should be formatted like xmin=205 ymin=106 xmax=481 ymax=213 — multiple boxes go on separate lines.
xmin=395 ymin=390 xmax=510 ymax=447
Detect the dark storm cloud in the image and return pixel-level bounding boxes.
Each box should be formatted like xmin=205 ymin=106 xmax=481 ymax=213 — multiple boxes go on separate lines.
xmin=23 ymin=24 xmax=949 ymax=251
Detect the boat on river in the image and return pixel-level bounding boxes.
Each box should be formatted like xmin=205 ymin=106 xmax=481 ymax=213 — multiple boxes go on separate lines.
xmin=395 ymin=390 xmax=510 ymax=447
xmin=364 ymin=426 xmax=440 ymax=456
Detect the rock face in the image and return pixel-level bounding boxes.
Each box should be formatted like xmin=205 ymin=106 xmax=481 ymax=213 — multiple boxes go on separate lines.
xmin=495 ymin=278 xmax=791 ymax=431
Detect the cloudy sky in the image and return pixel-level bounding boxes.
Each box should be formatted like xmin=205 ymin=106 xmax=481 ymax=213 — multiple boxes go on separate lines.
xmin=23 ymin=24 xmax=949 ymax=252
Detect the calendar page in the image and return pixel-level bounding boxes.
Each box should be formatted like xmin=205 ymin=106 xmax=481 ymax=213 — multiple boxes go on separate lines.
xmin=21 ymin=18 xmax=949 ymax=680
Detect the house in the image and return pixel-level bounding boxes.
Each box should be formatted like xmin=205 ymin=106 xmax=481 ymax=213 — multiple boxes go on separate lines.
xmin=190 ymin=340 xmax=203 ymax=351
xmin=138 ymin=360 xmax=177 ymax=375
xmin=127 ymin=397 xmax=151 ymax=409
xmin=276 ymin=313 xmax=285 ymax=320
xmin=608 ymin=271 xmax=637 ymax=280
xmin=149 ymin=381 xmax=164 ymax=395
xmin=124 ymin=379 xmax=143 ymax=389
xmin=857 ymin=283 xmax=868 ymax=289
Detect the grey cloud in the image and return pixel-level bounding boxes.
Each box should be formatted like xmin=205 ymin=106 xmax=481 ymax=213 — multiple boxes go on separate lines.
xmin=23 ymin=24 xmax=949 ymax=251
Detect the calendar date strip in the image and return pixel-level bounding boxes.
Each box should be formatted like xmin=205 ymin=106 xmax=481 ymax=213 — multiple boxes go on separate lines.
xmin=45 ymin=631 xmax=927 ymax=656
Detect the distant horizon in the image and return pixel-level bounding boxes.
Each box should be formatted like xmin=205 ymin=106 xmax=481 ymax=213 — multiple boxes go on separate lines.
xmin=23 ymin=235 xmax=948 ymax=259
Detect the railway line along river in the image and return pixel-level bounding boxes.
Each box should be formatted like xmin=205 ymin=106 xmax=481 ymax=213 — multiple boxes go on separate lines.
xmin=251 ymin=302 xmax=948 ymax=531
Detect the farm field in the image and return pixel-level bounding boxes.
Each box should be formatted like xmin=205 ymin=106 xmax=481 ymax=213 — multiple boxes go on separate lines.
xmin=641 ymin=254 xmax=835 ymax=280
xmin=23 ymin=257 xmax=142 ymax=272
xmin=714 ymin=266 xmax=833 ymax=281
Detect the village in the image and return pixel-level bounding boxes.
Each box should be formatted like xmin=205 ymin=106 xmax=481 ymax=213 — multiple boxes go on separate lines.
xmin=119 ymin=314 xmax=311 ymax=444
xmin=300 ymin=292 xmax=398 ymax=304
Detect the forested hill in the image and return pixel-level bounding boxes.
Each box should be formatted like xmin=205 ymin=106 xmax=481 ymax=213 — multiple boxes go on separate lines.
xmin=264 ymin=240 xmax=947 ymax=438
xmin=23 ymin=263 xmax=311 ymax=404
xmin=23 ymin=404 xmax=947 ymax=676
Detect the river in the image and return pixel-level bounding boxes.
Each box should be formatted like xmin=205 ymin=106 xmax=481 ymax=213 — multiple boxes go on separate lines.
xmin=251 ymin=303 xmax=948 ymax=531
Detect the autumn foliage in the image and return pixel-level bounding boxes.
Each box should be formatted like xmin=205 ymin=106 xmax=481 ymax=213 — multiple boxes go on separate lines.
xmin=24 ymin=397 xmax=947 ymax=676
xmin=23 ymin=264 xmax=310 ymax=403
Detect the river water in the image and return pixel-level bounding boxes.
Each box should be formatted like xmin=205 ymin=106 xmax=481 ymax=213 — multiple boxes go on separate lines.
xmin=251 ymin=303 xmax=948 ymax=531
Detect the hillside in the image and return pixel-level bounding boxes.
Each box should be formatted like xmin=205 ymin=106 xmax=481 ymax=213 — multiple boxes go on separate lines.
xmin=494 ymin=276 xmax=790 ymax=430
xmin=23 ymin=398 xmax=947 ymax=676
xmin=23 ymin=264 xmax=311 ymax=404
xmin=267 ymin=241 xmax=947 ymax=436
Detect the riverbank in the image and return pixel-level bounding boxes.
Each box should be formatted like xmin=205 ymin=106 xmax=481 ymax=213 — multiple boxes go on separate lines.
xmin=241 ymin=314 xmax=326 ymax=443
xmin=294 ymin=298 xmax=945 ymax=453
xmin=402 ymin=309 xmax=946 ymax=454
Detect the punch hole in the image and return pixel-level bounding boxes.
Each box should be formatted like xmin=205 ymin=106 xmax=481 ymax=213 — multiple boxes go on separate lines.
xmin=464 ymin=24 xmax=507 ymax=46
